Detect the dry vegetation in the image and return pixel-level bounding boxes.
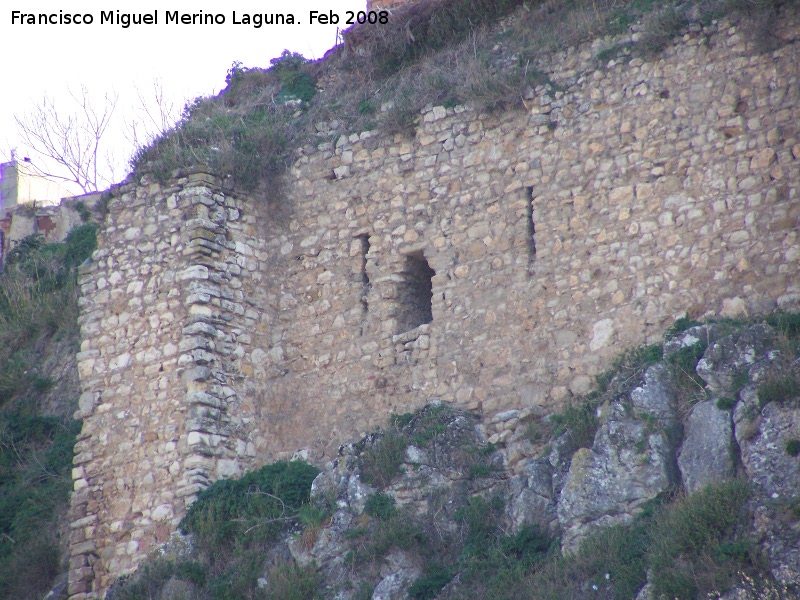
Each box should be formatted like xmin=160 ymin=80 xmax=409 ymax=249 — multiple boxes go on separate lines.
xmin=131 ymin=0 xmax=784 ymax=194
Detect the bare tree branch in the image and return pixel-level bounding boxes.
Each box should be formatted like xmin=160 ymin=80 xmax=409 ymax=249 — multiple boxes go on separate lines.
xmin=125 ymin=79 xmax=181 ymax=154
xmin=14 ymin=86 xmax=118 ymax=193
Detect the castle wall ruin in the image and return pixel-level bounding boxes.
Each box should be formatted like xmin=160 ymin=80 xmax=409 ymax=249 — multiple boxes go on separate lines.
xmin=69 ymin=13 xmax=800 ymax=598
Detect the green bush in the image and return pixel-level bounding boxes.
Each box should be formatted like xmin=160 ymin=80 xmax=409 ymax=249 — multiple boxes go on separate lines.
xmin=364 ymin=492 xmax=396 ymax=521
xmin=408 ymin=404 xmax=455 ymax=448
xmin=648 ymin=481 xmax=755 ymax=599
xmin=346 ymin=0 xmax=525 ymax=78
xmin=595 ymin=343 xmax=663 ymax=395
xmin=498 ymin=524 xmax=554 ymax=561
xmin=0 ymin=226 xmax=91 ymax=598
xmin=639 ymin=4 xmax=691 ymax=54
xmin=551 ymin=399 xmax=599 ymax=449
xmin=0 ymin=413 xmax=80 ymax=553
xmin=350 ymin=508 xmax=430 ymax=566
xmin=757 ymin=375 xmax=800 ymax=408
xmin=667 ymin=343 xmax=709 ymax=408
xmin=175 ymin=559 xmax=207 ymax=586
xmin=63 ymin=222 xmax=100 ymax=269
xmin=407 ymin=564 xmax=453 ymax=600
xmin=664 ymin=317 xmax=702 ymax=341
xmin=110 ymin=461 xmax=320 ymax=600
xmin=716 ymin=397 xmax=736 ymax=411
xmin=264 ymin=561 xmax=319 ymax=600
xmin=522 ymin=519 xmax=649 ymax=600
xmin=132 ymin=51 xmax=316 ymax=191
xmin=0 ymin=536 xmax=61 ymax=600
xmin=270 ymin=51 xmax=317 ymax=104
xmin=455 ymin=495 xmax=505 ymax=556
xmin=731 ymin=369 xmax=750 ymax=395
xmin=180 ymin=460 xmax=319 ymax=548
xmin=359 ymin=428 xmax=408 ymax=488
xmin=298 ymin=502 xmax=330 ymax=530
xmin=108 ymin=559 xmax=177 ymax=600
xmin=390 ymin=412 xmax=414 ymax=428
xmin=469 ymin=463 xmax=494 ymax=479
xmin=207 ymin=550 xmax=270 ymax=600
xmin=0 ymin=407 xmax=78 ymax=600
xmin=766 ymin=310 xmax=800 ymax=339
xmin=0 ymin=226 xmax=96 ymax=375
xmin=785 ymin=438 xmax=800 ymax=457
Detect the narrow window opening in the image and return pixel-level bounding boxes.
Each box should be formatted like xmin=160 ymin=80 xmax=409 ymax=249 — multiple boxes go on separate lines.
xmin=396 ymin=252 xmax=435 ymax=333
xmin=357 ymin=234 xmax=371 ymax=336
xmin=526 ymin=187 xmax=536 ymax=270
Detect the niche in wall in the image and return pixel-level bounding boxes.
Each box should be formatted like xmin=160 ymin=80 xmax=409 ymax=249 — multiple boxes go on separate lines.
xmin=396 ymin=251 xmax=435 ymax=333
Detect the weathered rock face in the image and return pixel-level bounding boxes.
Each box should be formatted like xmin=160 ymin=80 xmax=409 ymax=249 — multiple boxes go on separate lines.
xmin=290 ymin=405 xmax=505 ymax=600
xmin=678 ymin=399 xmax=736 ymax=494
xmin=696 ymin=324 xmax=776 ymax=394
xmin=557 ymin=364 xmax=679 ymax=553
xmin=507 ymin=457 xmax=557 ymax=532
xmin=734 ymin=383 xmax=800 ymax=590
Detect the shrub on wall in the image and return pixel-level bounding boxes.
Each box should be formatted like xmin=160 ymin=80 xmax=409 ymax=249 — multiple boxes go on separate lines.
xmin=180 ymin=460 xmax=319 ymax=548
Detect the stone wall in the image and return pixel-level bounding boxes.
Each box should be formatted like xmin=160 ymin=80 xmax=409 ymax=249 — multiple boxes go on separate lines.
xmin=68 ymin=176 xmax=267 ymax=596
xmin=69 ymin=10 xmax=800 ymax=598
xmin=255 ymin=12 xmax=800 ymax=458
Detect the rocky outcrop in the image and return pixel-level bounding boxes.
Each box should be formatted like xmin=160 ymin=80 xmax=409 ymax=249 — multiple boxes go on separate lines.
xmin=294 ymin=320 xmax=800 ymax=598
xmin=735 ymin=383 xmax=800 ymax=590
xmin=696 ymin=324 xmax=776 ymax=394
xmin=290 ymin=405 xmax=506 ymax=598
xmin=557 ymin=364 xmax=679 ymax=553
xmin=678 ymin=399 xmax=736 ymax=493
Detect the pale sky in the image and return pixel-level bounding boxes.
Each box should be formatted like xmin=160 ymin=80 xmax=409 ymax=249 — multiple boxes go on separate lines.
xmin=1 ymin=0 xmax=366 ymax=193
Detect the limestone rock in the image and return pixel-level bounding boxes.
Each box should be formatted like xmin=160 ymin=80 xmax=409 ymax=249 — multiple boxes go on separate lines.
xmin=631 ymin=363 xmax=678 ymax=425
xmin=734 ymin=383 xmax=799 ymax=506
xmin=696 ymin=324 xmax=775 ymax=394
xmin=734 ymin=384 xmax=800 ymax=589
xmin=558 ymin=366 xmax=679 ymax=553
xmin=371 ymin=551 xmax=421 ymax=600
xmin=507 ymin=457 xmax=556 ymax=531
xmin=677 ymin=400 xmax=735 ymax=494
xmin=662 ymin=324 xmax=726 ymax=359
xmin=634 ymin=582 xmax=653 ymax=600
xmin=548 ymin=431 xmax=580 ymax=496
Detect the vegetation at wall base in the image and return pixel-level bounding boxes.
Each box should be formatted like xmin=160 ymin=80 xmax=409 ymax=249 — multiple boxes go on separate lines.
xmin=111 ymin=460 xmax=321 ymax=599
xmin=180 ymin=460 xmax=319 ymax=548
xmin=757 ymin=374 xmax=800 ymax=408
xmin=0 ymin=225 xmax=97 ymax=599
xmin=103 ymin=311 xmax=800 ymax=600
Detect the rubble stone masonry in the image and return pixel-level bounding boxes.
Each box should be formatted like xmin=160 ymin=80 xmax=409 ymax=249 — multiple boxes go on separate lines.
xmin=69 ymin=13 xmax=800 ymax=598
